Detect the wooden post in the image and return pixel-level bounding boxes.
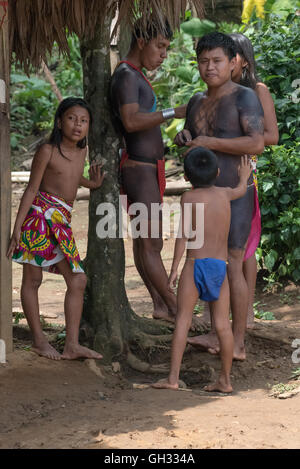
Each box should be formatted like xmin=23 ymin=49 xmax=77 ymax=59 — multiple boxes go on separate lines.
xmin=0 ymin=0 xmax=12 ymax=353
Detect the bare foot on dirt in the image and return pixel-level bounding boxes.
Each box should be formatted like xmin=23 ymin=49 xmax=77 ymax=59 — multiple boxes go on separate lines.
xmin=233 ymin=346 xmax=246 ymax=361
xmin=187 ymin=332 xmax=220 ymax=354
xmin=151 ymin=378 xmax=179 ymax=390
xmin=32 ymin=342 xmax=61 ymax=361
xmin=153 ymin=310 xmax=176 ymax=323
xmin=204 ymin=380 xmax=233 ymax=393
xmin=62 ymin=345 xmax=103 ymax=360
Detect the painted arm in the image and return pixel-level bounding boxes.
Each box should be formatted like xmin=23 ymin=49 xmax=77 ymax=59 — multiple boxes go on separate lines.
xmin=118 ymin=69 xmax=186 ymax=133
xmin=120 ymin=103 xmax=186 ymax=133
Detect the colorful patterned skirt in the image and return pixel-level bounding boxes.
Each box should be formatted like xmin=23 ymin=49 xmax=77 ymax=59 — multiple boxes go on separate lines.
xmin=12 ymin=191 xmax=84 ymax=274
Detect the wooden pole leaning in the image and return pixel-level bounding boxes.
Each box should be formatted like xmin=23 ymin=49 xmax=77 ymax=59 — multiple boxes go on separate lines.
xmin=0 ymin=0 xmax=13 ymax=353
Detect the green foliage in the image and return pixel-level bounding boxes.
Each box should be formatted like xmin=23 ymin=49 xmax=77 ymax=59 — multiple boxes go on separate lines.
xmin=245 ymin=13 xmax=300 ymax=145
xmin=256 ymin=143 xmax=300 ymax=282
xmin=153 ymin=13 xmax=300 ymax=284
xmin=10 ymin=34 xmax=83 ymax=154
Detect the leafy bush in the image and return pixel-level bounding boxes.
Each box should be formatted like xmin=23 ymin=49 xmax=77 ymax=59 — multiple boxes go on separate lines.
xmin=246 ymin=13 xmax=300 ymax=145
xmin=256 ymin=144 xmax=300 ymax=282
xmin=153 ymin=13 xmax=300 ymax=284
xmin=10 ymin=34 xmax=83 ymax=154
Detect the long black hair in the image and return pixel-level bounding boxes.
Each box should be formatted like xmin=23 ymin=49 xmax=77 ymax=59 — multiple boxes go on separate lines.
xmin=49 ymin=97 xmax=92 ymax=159
xmin=229 ymin=33 xmax=259 ymax=89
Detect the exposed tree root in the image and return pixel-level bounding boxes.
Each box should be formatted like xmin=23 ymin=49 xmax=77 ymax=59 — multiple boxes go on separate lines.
xmin=129 ymin=330 xmax=173 ymax=351
xmin=127 ymin=351 xmax=170 ymax=374
xmin=129 ymin=312 xmax=174 ymax=335
xmin=127 ymin=350 xmax=213 ymax=377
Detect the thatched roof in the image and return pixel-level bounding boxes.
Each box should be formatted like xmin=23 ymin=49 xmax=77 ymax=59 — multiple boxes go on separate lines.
xmin=9 ymin=0 xmax=204 ymax=71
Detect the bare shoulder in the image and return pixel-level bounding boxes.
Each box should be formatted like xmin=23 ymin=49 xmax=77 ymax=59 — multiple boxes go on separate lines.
xmin=181 ymin=190 xmax=192 ymax=203
xmin=255 ymin=82 xmax=273 ymax=99
xmin=190 ymin=91 xmax=205 ymax=105
xmin=32 ymin=143 xmax=53 ymax=163
xmin=36 ymin=143 xmax=52 ymax=155
xmin=236 ymin=83 xmax=257 ymax=101
xmin=215 ymin=186 xmax=232 ymax=200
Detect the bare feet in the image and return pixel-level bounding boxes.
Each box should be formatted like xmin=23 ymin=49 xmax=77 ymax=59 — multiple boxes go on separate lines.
xmin=233 ymin=345 xmax=246 ymax=361
xmin=153 ymin=309 xmax=176 ymax=323
xmin=204 ymin=380 xmax=233 ymax=393
xmin=187 ymin=332 xmax=220 ymax=354
xmin=62 ymin=344 xmax=103 ymax=360
xmin=32 ymin=342 xmax=61 ymax=360
xmin=151 ymin=378 xmax=179 ymax=390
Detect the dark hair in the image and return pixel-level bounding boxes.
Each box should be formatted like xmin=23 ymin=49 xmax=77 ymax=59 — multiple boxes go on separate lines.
xmin=229 ymin=33 xmax=259 ymax=89
xmin=49 ymin=97 xmax=92 ymax=159
xmin=184 ymin=147 xmax=219 ymax=188
xmin=196 ymin=32 xmax=237 ymax=61
xmin=130 ymin=18 xmax=173 ymax=48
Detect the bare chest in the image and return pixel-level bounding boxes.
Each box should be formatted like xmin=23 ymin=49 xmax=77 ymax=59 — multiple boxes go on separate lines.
xmin=187 ymin=94 xmax=241 ymax=139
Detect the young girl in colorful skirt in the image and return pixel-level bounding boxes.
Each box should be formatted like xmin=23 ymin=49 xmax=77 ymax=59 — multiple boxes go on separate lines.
xmin=7 ymin=97 xmax=105 ymax=360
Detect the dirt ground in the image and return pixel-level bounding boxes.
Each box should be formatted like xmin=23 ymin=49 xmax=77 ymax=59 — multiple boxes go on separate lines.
xmin=0 ymin=188 xmax=300 ymax=450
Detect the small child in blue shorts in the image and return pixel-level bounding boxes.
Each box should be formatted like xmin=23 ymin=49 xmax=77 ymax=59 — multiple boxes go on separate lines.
xmin=152 ymin=147 xmax=251 ymax=393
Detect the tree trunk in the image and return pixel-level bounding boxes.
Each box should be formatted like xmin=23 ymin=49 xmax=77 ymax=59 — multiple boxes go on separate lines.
xmin=204 ymin=0 xmax=243 ymax=23
xmin=80 ymin=16 xmax=132 ymax=363
xmin=80 ymin=17 xmax=170 ymax=366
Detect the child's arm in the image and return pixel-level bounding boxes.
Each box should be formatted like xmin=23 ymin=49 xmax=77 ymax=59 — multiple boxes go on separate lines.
xmin=168 ymin=193 xmax=189 ymax=290
xmin=79 ymin=163 xmax=106 ymax=190
xmin=226 ymin=156 xmax=252 ymax=201
xmin=7 ymin=145 xmax=52 ymax=258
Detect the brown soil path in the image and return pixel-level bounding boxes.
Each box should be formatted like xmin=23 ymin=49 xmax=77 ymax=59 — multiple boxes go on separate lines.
xmin=0 ymin=192 xmax=299 ymax=449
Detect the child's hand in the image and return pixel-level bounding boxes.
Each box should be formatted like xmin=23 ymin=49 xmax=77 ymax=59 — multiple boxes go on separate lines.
xmin=168 ymin=270 xmax=178 ymax=292
xmin=238 ymin=155 xmax=252 ymax=182
xmin=7 ymin=230 xmax=20 ymax=259
xmin=89 ymin=163 xmax=106 ymax=189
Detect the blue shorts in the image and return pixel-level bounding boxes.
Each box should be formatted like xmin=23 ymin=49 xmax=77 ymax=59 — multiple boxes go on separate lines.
xmin=193 ymin=258 xmax=227 ymax=302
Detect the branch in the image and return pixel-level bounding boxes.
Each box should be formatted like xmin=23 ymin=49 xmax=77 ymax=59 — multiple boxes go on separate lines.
xmin=41 ymin=60 xmax=63 ymax=102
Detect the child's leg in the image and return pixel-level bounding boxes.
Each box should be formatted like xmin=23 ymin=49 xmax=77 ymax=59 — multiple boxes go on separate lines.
xmin=204 ymin=274 xmax=233 ymax=393
xmin=152 ymin=260 xmax=199 ymax=389
xmin=56 ymin=259 xmax=102 ymax=360
xmin=21 ymin=264 xmax=61 ymax=360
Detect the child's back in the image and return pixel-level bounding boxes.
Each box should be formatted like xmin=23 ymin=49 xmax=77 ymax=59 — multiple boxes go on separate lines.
xmin=183 ymin=185 xmax=231 ymax=262
xmin=151 ymin=147 xmax=251 ymax=393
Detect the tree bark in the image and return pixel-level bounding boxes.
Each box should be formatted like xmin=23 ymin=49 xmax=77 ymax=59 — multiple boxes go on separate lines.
xmin=80 ymin=17 xmax=174 ymax=365
xmin=80 ymin=17 xmax=139 ymax=363
xmin=204 ymin=0 xmax=243 ymax=23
